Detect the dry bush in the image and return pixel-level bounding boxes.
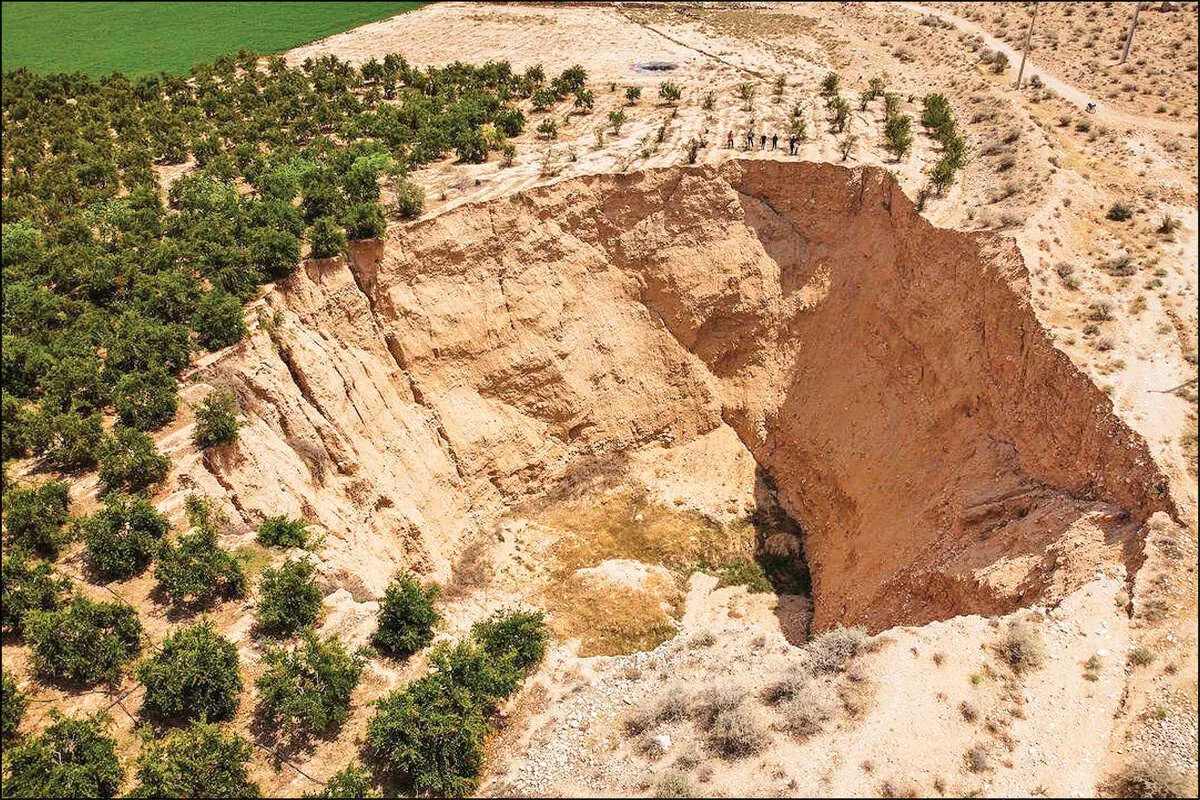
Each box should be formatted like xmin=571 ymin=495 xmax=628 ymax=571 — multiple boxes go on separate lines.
xmin=805 ymin=626 xmax=868 ymax=673
xmin=998 ymin=620 xmax=1045 ymax=674
xmin=1108 ymin=758 xmax=1192 ymax=798
xmin=959 ymin=701 xmax=979 ymax=722
xmin=625 ymin=684 xmax=692 ymax=736
xmin=760 ymin=666 xmax=810 ymax=705
xmin=692 ymin=686 xmax=746 ymax=728
xmin=708 ymin=707 xmax=769 ymax=759
xmin=653 ymin=769 xmax=694 ymax=797
xmin=777 ymin=682 xmax=836 ymax=739
xmin=965 ymin=744 xmax=990 ymax=773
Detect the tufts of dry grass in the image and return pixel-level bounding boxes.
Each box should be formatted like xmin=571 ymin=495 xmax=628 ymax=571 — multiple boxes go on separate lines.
xmin=998 ymin=619 xmax=1045 ymax=674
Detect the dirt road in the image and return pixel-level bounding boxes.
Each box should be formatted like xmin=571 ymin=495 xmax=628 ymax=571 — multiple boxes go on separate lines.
xmin=897 ymin=2 xmax=1197 ymax=135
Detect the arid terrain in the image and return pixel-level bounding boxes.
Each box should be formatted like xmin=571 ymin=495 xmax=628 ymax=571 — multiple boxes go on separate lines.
xmin=4 ymin=2 xmax=1198 ymax=798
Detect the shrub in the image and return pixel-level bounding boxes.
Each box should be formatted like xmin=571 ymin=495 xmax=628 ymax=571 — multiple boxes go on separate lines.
xmin=256 ymin=559 xmax=322 ymax=636
xmin=372 ymin=572 xmax=441 ymax=658
xmin=3 ymin=479 xmax=70 ymax=556
xmin=97 ymin=427 xmax=169 ymax=493
xmin=1158 ymin=215 xmax=1180 ymax=235
xmin=828 ymin=96 xmax=851 ymax=133
xmin=368 ymin=666 xmax=491 ymax=797
xmin=1128 ymin=646 xmax=1155 ymax=667
xmin=998 ymin=619 xmax=1044 ymax=673
xmin=393 ymin=178 xmax=425 ymax=221
xmin=608 ymin=109 xmax=628 ymax=134
xmin=805 ymin=625 xmax=867 ymax=673
xmin=471 ymin=608 xmax=547 ymax=671
xmin=820 ymin=72 xmax=841 ymax=97
xmin=573 ymin=88 xmax=594 ymax=111
xmin=965 ymin=744 xmax=989 ymax=772
xmin=536 ymin=118 xmax=558 ymax=139
xmin=716 ymin=558 xmax=773 ymax=593
xmin=82 ymin=492 xmax=170 ymax=580
xmin=154 ymin=525 xmax=246 ymax=605
xmin=193 ymin=388 xmax=239 ymax=448
xmin=1 ymin=548 xmax=70 ymax=634
xmin=3 ymin=668 xmax=25 ymax=741
xmin=25 ymin=595 xmax=142 ymax=685
xmin=256 ymin=632 xmax=364 ymax=734
xmin=303 ymin=765 xmax=381 ymax=799
xmin=1107 ymin=202 xmax=1133 ymax=221
xmin=309 ymin=216 xmax=347 ymax=259
xmin=709 ymin=706 xmax=769 ymax=758
xmin=659 ymin=81 xmax=682 ymax=104
xmin=884 ymin=113 xmax=914 ymax=160
xmin=138 ymin=620 xmax=242 ymax=723
xmin=193 ymin=289 xmax=248 ymax=351
xmin=4 ymin=713 xmax=123 ymax=798
xmin=128 ymin=721 xmax=260 ymax=799
xmin=256 ymin=515 xmax=311 ymax=548
xmin=625 ymin=85 xmax=642 ymax=104
xmin=114 ymin=369 xmax=179 ymax=430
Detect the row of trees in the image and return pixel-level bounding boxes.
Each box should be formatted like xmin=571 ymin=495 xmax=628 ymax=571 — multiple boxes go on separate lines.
xmin=2 ymin=53 xmax=588 ymax=475
xmin=3 ymin=549 xmax=542 ymax=798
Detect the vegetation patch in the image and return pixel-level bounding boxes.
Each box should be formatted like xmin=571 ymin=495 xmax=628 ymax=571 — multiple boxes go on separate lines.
xmin=366 ymin=609 xmax=547 ymax=797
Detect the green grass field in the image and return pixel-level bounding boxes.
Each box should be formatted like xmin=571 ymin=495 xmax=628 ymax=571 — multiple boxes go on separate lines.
xmin=1 ymin=2 xmax=424 ymax=76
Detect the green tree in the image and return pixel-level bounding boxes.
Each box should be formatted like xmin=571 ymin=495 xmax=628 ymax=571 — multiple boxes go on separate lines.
xmin=343 ymin=202 xmax=387 ymax=240
xmin=308 ymin=216 xmax=346 ymax=259
xmin=114 ymin=369 xmax=179 ymax=431
xmin=302 ymin=765 xmax=381 ymax=799
xmin=256 ymin=559 xmax=322 ymax=636
xmin=3 ymin=480 xmax=70 ymax=556
xmin=1 ymin=548 xmax=70 ymax=635
xmin=128 ymin=721 xmax=260 ymax=799
xmin=193 ymin=388 xmax=239 ymax=448
xmin=372 ymin=572 xmax=441 ymax=658
xmin=472 ymin=609 xmax=548 ymax=671
xmin=250 ymin=227 xmax=302 ymax=281
xmin=25 ymin=595 xmax=142 ymax=685
xmin=256 ymin=515 xmax=311 ymax=548
xmin=255 ymin=632 xmax=364 ymax=734
xmin=98 ymin=427 xmax=169 ymax=493
xmin=3 ymin=667 xmax=26 ymax=741
xmin=4 ymin=713 xmax=124 ymax=798
xmin=193 ymin=289 xmax=248 ymax=351
xmin=154 ymin=524 xmax=246 ymax=605
xmin=138 ymin=620 xmax=242 ymax=723
xmin=82 ymin=492 xmax=170 ymax=580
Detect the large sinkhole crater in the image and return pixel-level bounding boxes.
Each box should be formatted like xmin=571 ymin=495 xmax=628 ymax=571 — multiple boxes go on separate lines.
xmin=290 ymin=160 xmax=1173 ymax=632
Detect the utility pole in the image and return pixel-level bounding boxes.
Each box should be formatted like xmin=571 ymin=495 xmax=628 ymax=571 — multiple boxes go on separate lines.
xmin=1015 ymin=2 xmax=1039 ymax=89
xmin=1121 ymin=2 xmax=1142 ymax=65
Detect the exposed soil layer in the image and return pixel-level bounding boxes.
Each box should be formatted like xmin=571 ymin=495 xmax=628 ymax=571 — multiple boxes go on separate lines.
xmin=192 ymin=160 xmax=1171 ymax=632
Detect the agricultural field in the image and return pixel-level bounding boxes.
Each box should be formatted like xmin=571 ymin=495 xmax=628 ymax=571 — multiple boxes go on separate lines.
xmin=0 ymin=1 xmax=423 ymax=75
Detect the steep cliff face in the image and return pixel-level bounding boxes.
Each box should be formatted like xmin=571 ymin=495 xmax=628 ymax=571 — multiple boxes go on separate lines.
xmin=178 ymin=160 xmax=1170 ymax=628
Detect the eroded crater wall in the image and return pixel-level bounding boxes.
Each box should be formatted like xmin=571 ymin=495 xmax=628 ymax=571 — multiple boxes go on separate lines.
xmin=187 ymin=160 xmax=1170 ymax=629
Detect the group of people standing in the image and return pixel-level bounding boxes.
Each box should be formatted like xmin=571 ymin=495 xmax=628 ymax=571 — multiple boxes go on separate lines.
xmin=725 ymin=128 xmax=801 ymax=155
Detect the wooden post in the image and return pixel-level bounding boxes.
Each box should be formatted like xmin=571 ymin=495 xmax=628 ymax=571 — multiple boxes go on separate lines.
xmin=1015 ymin=2 xmax=1039 ymax=89
xmin=1121 ymin=2 xmax=1142 ymax=65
